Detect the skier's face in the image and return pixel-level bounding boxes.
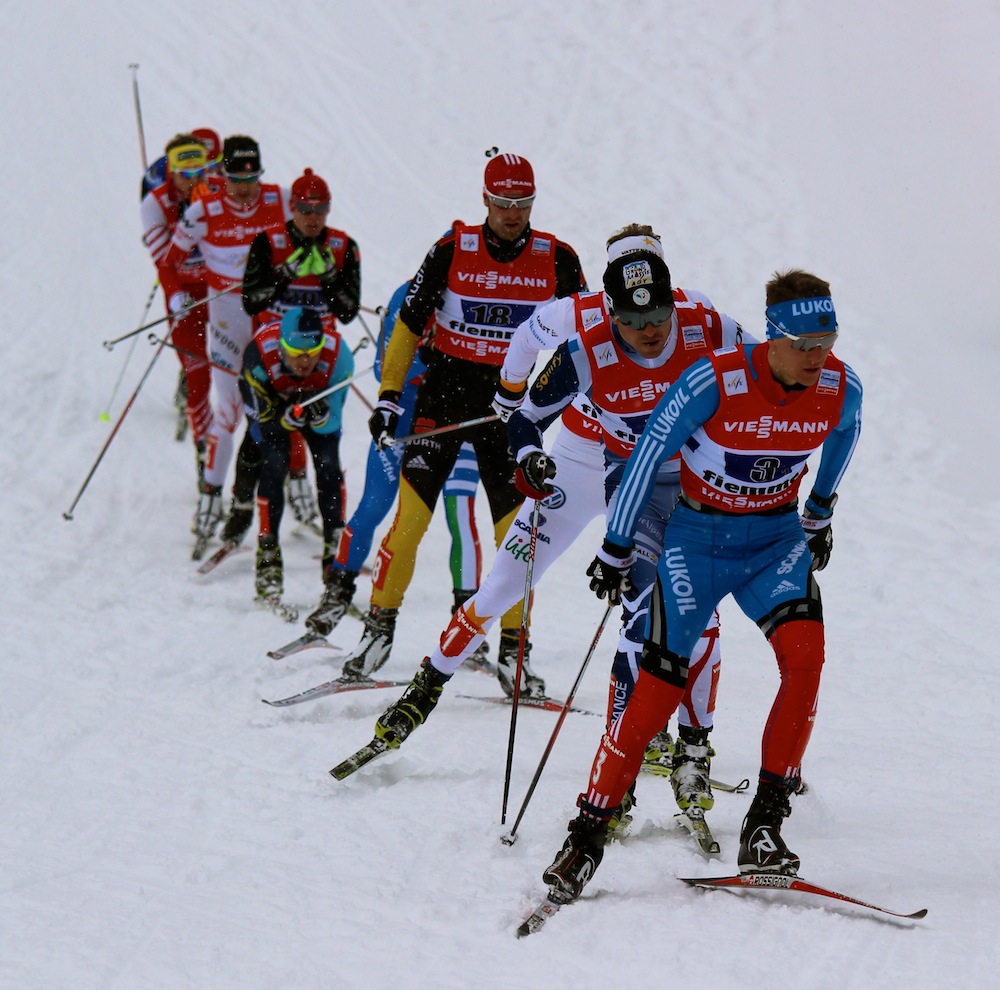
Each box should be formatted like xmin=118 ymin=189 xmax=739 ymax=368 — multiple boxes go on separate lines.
xmin=767 ymin=336 xmax=833 ymax=387
xmin=614 ymin=310 xmax=675 ymax=357
xmin=484 ymin=193 xmax=533 ymax=241
xmin=225 ymin=173 xmax=261 ymax=205
xmin=283 ymin=348 xmax=322 ymax=377
xmin=292 ymin=202 xmax=329 ymax=238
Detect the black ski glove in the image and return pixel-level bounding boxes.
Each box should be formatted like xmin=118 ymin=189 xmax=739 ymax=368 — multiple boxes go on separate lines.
xmin=801 ymin=491 xmax=837 ymax=571
xmin=368 ymin=391 xmax=403 ymax=449
xmin=515 ymin=451 xmax=556 ymax=500
xmin=586 ymin=538 xmax=634 ymax=605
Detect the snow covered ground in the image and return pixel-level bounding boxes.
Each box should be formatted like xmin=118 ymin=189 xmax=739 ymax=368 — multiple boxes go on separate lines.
xmin=3 ymin=1 xmax=999 ymax=986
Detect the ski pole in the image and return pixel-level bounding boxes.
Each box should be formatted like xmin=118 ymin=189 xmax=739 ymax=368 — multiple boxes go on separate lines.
xmin=100 ymin=278 xmax=159 ymax=421
xmin=146 ymin=334 xmax=239 ymax=376
xmin=500 ymin=498 xmax=543 ymax=825
xmin=129 ymin=63 xmax=148 ymax=169
xmin=289 ymin=361 xmax=376 ymax=415
xmin=102 ymin=284 xmax=241 ymax=351
xmin=353 ymin=308 xmax=380 ymax=349
xmin=501 ymin=603 xmax=614 ymax=845
xmin=388 ymin=413 xmax=499 ymax=448
xmin=64 ymin=335 xmax=171 ymax=521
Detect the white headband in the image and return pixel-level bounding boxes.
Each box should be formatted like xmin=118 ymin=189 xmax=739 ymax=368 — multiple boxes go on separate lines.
xmin=606 ymin=233 xmax=664 ymax=263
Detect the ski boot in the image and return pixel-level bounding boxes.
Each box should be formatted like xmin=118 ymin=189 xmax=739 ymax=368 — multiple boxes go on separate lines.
xmin=341 ymin=606 xmax=398 ymax=680
xmin=306 ymin=568 xmax=358 ymax=636
xmin=221 ymin=498 xmax=254 ymax=545
xmin=193 ymin=481 xmax=224 ymax=539
xmin=542 ymin=814 xmax=607 ymax=904
xmin=255 ymin=538 xmax=284 ymax=597
xmin=606 ymin=784 xmax=636 ymax=842
xmin=641 ymin=725 xmax=675 ymax=777
xmin=671 ymin=725 xmax=715 ymax=812
xmin=738 ymin=780 xmax=800 ymax=875
xmin=286 ymin=471 xmax=318 ymax=527
xmin=375 ymin=659 xmax=452 ymax=748
xmin=496 ymin=631 xmax=545 ymax=699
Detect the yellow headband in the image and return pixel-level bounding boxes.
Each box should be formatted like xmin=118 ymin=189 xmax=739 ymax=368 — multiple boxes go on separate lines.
xmin=168 ymin=143 xmax=209 ymax=172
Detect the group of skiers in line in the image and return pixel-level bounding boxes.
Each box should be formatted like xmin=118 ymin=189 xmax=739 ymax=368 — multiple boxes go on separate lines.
xmin=141 ymin=137 xmax=863 ymax=901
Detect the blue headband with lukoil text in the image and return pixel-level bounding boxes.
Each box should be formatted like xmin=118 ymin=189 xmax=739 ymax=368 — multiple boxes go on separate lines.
xmin=765 ymin=296 xmax=837 ymax=340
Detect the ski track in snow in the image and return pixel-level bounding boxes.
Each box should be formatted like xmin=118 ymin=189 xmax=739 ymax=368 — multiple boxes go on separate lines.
xmin=4 ymin=1 xmax=1000 ymax=987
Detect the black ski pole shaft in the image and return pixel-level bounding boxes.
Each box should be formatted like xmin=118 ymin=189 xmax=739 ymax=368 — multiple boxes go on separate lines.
xmin=388 ymin=414 xmax=498 ymax=448
xmin=500 ymin=498 xmax=542 ymax=825
xmin=502 ymin=603 xmax=613 ymax=844
xmin=128 ymin=63 xmax=148 ymax=169
xmin=64 ymin=335 xmax=170 ymax=521
xmin=103 ymin=284 xmax=240 ymax=351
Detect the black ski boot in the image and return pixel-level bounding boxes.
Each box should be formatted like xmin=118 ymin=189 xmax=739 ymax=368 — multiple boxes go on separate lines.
xmin=341 ymin=606 xmax=398 ymax=680
xmin=496 ymin=631 xmax=545 ymax=699
xmin=375 ymin=659 xmax=452 ymax=748
xmin=255 ymin=538 xmax=284 ymax=598
xmin=738 ymin=780 xmax=799 ymax=875
xmin=221 ymin=499 xmax=254 ymax=544
xmin=306 ymin=569 xmax=358 ymax=635
xmin=542 ymin=815 xmax=607 ymax=904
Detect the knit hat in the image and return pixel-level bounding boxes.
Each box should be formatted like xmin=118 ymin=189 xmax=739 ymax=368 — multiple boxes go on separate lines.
xmin=192 ymin=127 xmax=222 ymax=165
xmin=291 ymin=168 xmax=331 ymax=206
xmin=223 ymin=135 xmax=261 ymax=174
xmin=484 ymin=153 xmax=535 ymax=198
xmin=603 ymin=252 xmax=674 ymax=325
xmin=280 ymin=307 xmax=324 ymax=352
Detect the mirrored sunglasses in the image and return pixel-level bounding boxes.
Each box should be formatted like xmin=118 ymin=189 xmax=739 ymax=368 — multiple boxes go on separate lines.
xmin=225 ymin=170 xmax=263 ymax=184
xmin=768 ymin=319 xmax=839 ymax=352
xmin=614 ymin=304 xmax=674 ymax=329
xmin=281 ymin=339 xmax=324 ymax=358
xmin=486 ymin=192 xmax=535 ymax=210
xmin=176 ymin=166 xmax=205 ymax=180
xmin=294 ymin=200 xmax=330 ymax=216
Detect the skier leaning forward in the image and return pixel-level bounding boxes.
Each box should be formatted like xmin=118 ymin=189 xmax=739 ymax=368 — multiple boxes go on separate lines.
xmin=541 ymin=268 xmax=863 ymax=904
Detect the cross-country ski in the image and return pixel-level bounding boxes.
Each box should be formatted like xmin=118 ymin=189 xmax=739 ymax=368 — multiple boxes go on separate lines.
xmin=678 ymin=874 xmax=928 ymax=920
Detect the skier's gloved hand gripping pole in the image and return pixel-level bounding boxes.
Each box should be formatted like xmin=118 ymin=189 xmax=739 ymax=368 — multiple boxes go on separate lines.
xmin=286 ymin=339 xmax=374 ymax=420
xmin=374 ymin=413 xmax=501 ymax=450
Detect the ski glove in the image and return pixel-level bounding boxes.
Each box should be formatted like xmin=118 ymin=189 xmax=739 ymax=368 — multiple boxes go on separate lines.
xmin=587 ymin=538 xmax=634 ymax=605
xmin=168 ymin=291 xmax=195 ymax=315
xmin=491 ymin=379 xmax=526 ymax=422
xmin=312 ymin=247 xmax=339 ymax=283
xmin=368 ymin=391 xmax=404 ymax=449
xmin=303 ymin=397 xmax=330 ymax=429
xmin=516 ymin=451 xmax=556 ymax=500
xmin=276 ymin=247 xmax=308 ymax=281
xmin=281 ymin=402 xmax=308 ymax=431
xmin=801 ymin=490 xmax=837 ymax=571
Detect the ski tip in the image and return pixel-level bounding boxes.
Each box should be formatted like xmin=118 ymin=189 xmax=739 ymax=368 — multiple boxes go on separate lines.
xmin=909 ymin=907 xmax=929 ymax=920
